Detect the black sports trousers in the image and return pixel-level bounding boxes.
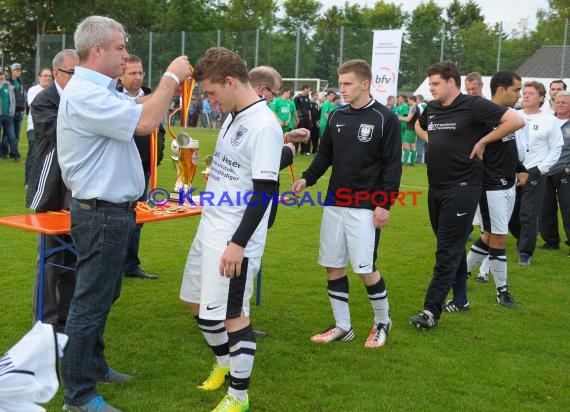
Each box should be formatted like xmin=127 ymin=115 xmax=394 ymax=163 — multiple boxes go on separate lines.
xmin=540 ymin=170 xmax=570 ymax=247
xmin=424 ymin=188 xmax=481 ymax=318
xmin=510 ymin=168 xmax=547 ymax=256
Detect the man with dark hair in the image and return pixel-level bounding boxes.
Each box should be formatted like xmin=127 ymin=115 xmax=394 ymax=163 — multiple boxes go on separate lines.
xmin=446 ymin=70 xmax=528 ymax=311
xmin=411 ymin=61 xmax=524 ymax=329
xmin=545 ymin=79 xmax=567 ymax=115
xmin=294 ymin=84 xmax=312 ymax=154
xmin=180 ymin=47 xmax=282 ymax=412
xmin=309 ymin=92 xmax=320 ymax=153
xmin=398 ymin=95 xmax=419 ymax=166
xmin=293 ymin=59 xmax=402 ymax=348
xmin=118 ymin=54 xmax=165 ymax=280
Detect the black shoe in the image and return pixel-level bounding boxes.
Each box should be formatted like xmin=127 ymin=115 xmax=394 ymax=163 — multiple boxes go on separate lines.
xmin=125 ymin=268 xmax=159 ymax=279
xmin=497 ymin=287 xmax=516 ymax=308
xmin=519 ymin=253 xmax=531 ymax=266
xmin=410 ymin=310 xmax=438 ymax=330
xmin=539 ymin=243 xmax=559 ymax=250
xmin=442 ymin=300 xmax=470 ymax=313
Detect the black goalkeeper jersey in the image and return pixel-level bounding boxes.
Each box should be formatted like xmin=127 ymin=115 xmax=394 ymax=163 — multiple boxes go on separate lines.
xmin=418 ymin=94 xmax=507 ymax=191
xmin=301 ymin=99 xmax=402 ymax=210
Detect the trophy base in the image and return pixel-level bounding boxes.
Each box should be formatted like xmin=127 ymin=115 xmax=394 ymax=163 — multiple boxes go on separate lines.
xmin=170 ymin=191 xmax=200 ymax=207
xmin=169 ymin=191 xmax=180 ymax=202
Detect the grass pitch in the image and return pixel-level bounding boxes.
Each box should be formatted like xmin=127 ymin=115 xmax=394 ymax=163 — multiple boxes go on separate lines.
xmin=0 ymin=127 xmax=569 ymax=411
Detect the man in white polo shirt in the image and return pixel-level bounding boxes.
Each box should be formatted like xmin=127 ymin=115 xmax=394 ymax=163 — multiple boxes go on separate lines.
xmin=57 ymin=15 xmax=191 ymax=412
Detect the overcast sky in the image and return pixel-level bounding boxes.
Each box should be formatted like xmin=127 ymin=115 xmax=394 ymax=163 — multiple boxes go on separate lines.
xmin=311 ymin=0 xmax=550 ymax=34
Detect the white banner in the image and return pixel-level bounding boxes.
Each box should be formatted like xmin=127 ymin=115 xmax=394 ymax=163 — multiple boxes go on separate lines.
xmin=370 ymin=30 xmax=403 ymax=105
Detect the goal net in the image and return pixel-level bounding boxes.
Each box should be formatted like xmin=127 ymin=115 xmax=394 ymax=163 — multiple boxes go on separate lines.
xmin=281 ymin=78 xmax=329 ymax=96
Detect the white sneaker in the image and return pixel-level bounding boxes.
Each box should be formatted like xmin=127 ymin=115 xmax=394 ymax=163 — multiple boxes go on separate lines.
xmin=311 ymin=326 xmax=355 ymax=344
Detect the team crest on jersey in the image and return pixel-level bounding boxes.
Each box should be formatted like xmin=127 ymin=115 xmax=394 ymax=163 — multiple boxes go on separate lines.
xmin=232 ymin=125 xmax=248 ymax=146
xmin=357 ymin=124 xmax=374 ymax=142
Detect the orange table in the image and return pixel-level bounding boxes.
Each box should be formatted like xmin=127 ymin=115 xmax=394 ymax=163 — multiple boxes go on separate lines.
xmin=0 ymin=203 xmax=202 ymax=321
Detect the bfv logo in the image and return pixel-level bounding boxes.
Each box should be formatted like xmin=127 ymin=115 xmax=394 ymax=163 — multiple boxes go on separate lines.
xmin=375 ymin=74 xmax=391 ymax=84
xmin=373 ymin=67 xmax=396 ymax=93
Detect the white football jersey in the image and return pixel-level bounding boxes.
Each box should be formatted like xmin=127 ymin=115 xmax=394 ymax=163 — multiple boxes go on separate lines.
xmin=520 ymin=110 xmax=563 ymax=172
xmin=196 ymin=100 xmax=282 ymax=257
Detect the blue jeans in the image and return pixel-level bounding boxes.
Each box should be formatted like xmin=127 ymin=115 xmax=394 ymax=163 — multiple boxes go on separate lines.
xmin=25 ymin=129 xmax=37 ymax=185
xmin=62 ymin=199 xmax=135 ymax=406
xmin=0 ymin=115 xmax=19 ymax=159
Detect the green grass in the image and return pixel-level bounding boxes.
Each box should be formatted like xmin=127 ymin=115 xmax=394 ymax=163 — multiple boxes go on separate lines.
xmin=1 ymin=127 xmax=569 ymax=411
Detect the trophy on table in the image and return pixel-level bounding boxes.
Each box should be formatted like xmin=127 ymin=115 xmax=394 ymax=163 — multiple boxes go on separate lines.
xmin=171 ymin=132 xmax=199 ymax=203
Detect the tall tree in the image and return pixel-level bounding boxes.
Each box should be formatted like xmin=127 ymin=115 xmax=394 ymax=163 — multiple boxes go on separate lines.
xmin=221 ymin=0 xmax=278 ymax=32
xmin=312 ymin=6 xmax=344 ymax=84
xmin=280 ymin=0 xmax=321 ymax=35
xmin=362 ymin=0 xmax=407 ymax=30
xmin=339 ymin=4 xmax=370 ymax=62
xmin=401 ymin=0 xmax=444 ymax=90
xmin=271 ymin=0 xmax=321 ymax=81
xmin=444 ymin=0 xmax=485 ymax=62
xmin=532 ymin=0 xmax=569 ymax=46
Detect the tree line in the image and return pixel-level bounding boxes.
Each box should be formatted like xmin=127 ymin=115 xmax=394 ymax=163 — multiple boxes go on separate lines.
xmin=1 ymin=0 xmax=568 ymax=90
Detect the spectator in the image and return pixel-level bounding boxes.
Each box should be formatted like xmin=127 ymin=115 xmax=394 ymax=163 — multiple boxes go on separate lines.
xmin=269 ymin=88 xmax=293 ymax=133
xmin=465 ymin=71 xmax=484 ymax=97
xmin=398 ymin=95 xmax=420 ymax=166
xmin=25 ymin=67 xmax=53 ymax=185
xmin=295 ymin=85 xmax=312 ymax=154
xmin=26 ymin=50 xmax=78 ymax=331
xmin=543 ymin=79 xmax=567 ymax=115
xmin=9 ymin=62 xmax=25 ymax=149
xmin=539 ymin=91 xmax=570 ymax=254
xmin=201 ymin=93 xmax=212 ymax=128
xmin=309 ymin=92 xmax=320 ymax=154
xmin=511 ymin=81 xmax=564 ymax=266
xmin=393 ymin=94 xmax=409 ymax=141
xmin=189 ymin=93 xmax=202 ymax=127
xmin=415 ymin=94 xmax=427 ymax=163
xmin=386 ymin=95 xmax=396 ymax=110
xmin=319 ymin=91 xmax=339 ymax=139
xmin=0 ymin=71 xmax=20 ymax=162
xmin=118 ymin=54 xmax=165 ymax=280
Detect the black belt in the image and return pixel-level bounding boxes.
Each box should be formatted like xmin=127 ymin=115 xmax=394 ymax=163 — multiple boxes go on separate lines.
xmin=75 ymin=198 xmax=137 ymax=210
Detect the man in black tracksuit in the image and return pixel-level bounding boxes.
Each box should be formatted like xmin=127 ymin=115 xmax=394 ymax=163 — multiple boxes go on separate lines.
xmin=411 ymin=61 xmax=525 ymax=329
xmin=26 ymin=49 xmax=79 ymax=330
xmin=294 ymin=85 xmax=312 ymax=154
